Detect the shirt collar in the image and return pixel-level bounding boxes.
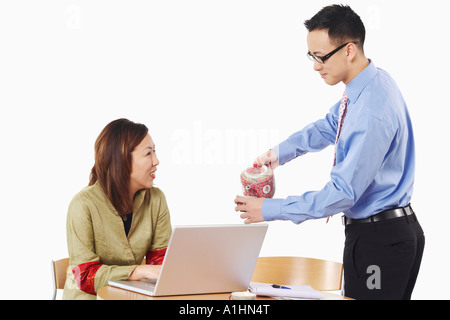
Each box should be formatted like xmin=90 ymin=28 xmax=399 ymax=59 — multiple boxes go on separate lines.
xmin=92 ymin=180 xmax=147 ymax=214
xmin=133 ymin=188 xmax=147 ymax=210
xmin=345 ymin=59 xmax=377 ymax=103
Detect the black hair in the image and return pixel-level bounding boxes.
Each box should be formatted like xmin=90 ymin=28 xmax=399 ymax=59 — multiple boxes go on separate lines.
xmin=304 ymin=4 xmax=365 ymax=49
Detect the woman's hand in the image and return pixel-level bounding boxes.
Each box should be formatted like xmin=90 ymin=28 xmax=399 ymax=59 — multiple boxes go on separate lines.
xmin=128 ymin=265 xmax=162 ymax=281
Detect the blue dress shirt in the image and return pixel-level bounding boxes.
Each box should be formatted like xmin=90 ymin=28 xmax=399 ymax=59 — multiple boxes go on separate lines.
xmin=262 ymin=60 xmax=415 ymax=223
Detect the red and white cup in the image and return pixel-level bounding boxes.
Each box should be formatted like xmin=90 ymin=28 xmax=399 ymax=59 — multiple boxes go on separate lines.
xmin=240 ymin=165 xmax=275 ymax=198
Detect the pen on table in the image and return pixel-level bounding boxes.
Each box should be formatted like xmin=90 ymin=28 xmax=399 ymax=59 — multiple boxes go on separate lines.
xmin=272 ymin=284 xmax=291 ymax=289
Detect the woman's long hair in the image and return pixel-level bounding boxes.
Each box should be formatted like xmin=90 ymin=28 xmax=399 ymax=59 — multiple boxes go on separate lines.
xmin=89 ymin=118 xmax=148 ymax=216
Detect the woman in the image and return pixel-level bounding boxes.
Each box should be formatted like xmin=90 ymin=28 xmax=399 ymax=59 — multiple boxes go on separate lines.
xmin=63 ymin=118 xmax=172 ymax=300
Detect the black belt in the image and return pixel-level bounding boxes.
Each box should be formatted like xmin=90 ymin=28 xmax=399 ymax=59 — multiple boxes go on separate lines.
xmin=342 ymin=204 xmax=414 ymax=225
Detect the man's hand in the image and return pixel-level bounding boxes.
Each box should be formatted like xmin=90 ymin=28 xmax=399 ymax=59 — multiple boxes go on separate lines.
xmin=234 ymin=195 xmax=265 ymax=224
xmin=253 ymin=149 xmax=279 ymax=169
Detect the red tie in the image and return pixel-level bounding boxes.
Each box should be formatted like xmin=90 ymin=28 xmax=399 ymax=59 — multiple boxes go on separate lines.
xmin=333 ymin=92 xmax=349 ymax=166
xmin=327 ymin=92 xmax=349 ymax=223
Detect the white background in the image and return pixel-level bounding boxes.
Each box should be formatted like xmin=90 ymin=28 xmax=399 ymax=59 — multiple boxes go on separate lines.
xmin=0 ymin=0 xmax=448 ymax=299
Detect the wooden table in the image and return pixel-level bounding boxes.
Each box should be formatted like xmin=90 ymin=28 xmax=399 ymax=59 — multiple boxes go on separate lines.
xmin=97 ymin=285 xmax=351 ymax=300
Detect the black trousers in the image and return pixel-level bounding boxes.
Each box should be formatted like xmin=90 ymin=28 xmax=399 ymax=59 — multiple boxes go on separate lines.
xmin=343 ymin=213 xmax=425 ymax=300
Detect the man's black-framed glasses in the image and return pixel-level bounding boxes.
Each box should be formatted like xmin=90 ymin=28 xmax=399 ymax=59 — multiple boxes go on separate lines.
xmin=307 ymin=42 xmax=358 ymax=64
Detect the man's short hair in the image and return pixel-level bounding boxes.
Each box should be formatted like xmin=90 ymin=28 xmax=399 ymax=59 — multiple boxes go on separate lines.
xmin=304 ymin=4 xmax=365 ymax=50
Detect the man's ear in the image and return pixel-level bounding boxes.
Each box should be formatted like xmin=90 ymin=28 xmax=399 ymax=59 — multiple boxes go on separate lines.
xmin=346 ymin=43 xmax=358 ymax=62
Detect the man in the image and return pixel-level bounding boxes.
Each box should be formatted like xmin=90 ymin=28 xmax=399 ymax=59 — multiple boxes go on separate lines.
xmin=234 ymin=4 xmax=424 ymax=300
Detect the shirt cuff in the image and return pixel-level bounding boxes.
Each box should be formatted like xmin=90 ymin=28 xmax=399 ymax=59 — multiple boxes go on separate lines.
xmin=262 ymin=198 xmax=284 ymax=221
xmin=272 ymin=140 xmax=303 ymax=166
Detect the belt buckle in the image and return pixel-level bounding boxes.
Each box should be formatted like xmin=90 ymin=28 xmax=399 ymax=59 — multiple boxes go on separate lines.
xmin=341 ymin=215 xmax=346 ymax=225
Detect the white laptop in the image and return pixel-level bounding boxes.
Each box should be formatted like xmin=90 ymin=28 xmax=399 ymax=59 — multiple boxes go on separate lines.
xmin=108 ymin=223 xmax=268 ymax=296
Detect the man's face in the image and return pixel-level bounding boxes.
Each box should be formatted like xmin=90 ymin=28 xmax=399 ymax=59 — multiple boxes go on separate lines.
xmin=306 ymin=29 xmax=350 ymax=86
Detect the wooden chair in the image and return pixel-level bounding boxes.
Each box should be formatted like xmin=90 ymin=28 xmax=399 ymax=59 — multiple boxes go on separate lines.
xmin=51 ymin=257 xmax=70 ymax=300
xmin=250 ymin=256 xmax=343 ymax=291
xmin=51 ymin=257 xmax=147 ymax=299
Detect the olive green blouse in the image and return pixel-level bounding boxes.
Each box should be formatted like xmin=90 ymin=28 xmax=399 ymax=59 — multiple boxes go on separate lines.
xmin=62 ymin=182 xmax=172 ymax=300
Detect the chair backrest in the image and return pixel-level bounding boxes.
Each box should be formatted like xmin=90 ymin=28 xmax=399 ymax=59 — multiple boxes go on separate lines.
xmin=51 ymin=258 xmax=70 ymax=299
xmin=250 ymin=256 xmax=343 ymax=291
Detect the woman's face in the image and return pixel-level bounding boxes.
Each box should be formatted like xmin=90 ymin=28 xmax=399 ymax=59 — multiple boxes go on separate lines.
xmin=129 ymin=134 xmax=159 ymax=194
